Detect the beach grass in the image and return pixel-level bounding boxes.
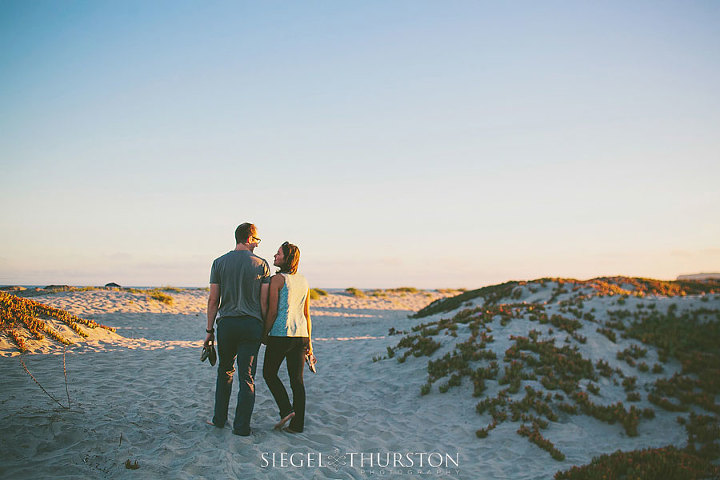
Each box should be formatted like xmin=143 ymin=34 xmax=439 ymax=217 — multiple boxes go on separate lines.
xmin=309 ymin=288 xmax=328 ymax=300
xmin=389 ymin=276 xmax=720 ymax=469
xmin=0 ymin=291 xmax=115 ymax=352
xmin=345 ymin=287 xmax=365 ymax=297
xmin=147 ymin=289 xmax=174 ymax=305
xmin=554 ymin=446 xmax=720 ymax=479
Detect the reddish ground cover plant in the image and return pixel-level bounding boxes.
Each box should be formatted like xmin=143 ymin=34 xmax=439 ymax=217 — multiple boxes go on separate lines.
xmin=0 ymin=291 xmax=115 ymax=352
xmin=554 ymin=446 xmax=720 ymax=480
xmin=391 ymin=277 xmax=720 ymax=466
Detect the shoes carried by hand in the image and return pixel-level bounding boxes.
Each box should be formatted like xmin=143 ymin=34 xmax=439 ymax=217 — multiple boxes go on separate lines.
xmin=305 ymin=353 xmax=317 ymax=373
xmin=201 ymin=341 xmax=217 ymax=366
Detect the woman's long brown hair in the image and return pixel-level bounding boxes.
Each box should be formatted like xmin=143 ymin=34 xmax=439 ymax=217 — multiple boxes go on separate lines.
xmin=278 ymin=241 xmax=300 ymax=274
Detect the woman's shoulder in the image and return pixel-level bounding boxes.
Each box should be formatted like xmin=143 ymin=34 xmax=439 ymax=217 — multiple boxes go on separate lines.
xmin=270 ymin=273 xmax=286 ymax=287
xmin=292 ymin=273 xmax=309 ymax=289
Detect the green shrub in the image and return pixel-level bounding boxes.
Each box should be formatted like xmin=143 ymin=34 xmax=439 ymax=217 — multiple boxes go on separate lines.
xmin=345 ymin=287 xmax=365 ymax=297
xmin=390 ymin=287 xmax=420 ymax=294
xmin=148 ymin=289 xmax=173 ymax=305
xmin=597 ymin=327 xmax=617 ymax=342
xmin=554 ymin=446 xmax=720 ymax=480
xmin=161 ymin=286 xmax=184 ymax=292
xmin=587 ymin=383 xmax=600 ymax=396
xmin=413 ymin=281 xmax=520 ymax=318
xmin=309 ymin=288 xmax=328 ymax=300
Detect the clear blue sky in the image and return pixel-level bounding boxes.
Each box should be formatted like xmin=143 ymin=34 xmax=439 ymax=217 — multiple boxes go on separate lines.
xmin=1 ymin=1 xmax=718 ymax=288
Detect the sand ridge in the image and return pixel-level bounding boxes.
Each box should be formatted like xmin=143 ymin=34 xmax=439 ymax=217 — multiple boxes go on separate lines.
xmin=1 ymin=284 xmax=717 ymax=479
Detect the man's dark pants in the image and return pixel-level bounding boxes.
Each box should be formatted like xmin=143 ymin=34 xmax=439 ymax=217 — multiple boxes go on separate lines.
xmin=213 ymin=315 xmax=262 ymax=435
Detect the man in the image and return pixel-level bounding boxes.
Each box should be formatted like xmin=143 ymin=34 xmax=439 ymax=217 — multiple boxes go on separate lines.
xmin=205 ymin=222 xmax=271 ymax=436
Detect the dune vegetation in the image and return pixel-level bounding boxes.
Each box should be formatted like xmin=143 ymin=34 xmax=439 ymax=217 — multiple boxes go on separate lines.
xmin=387 ymin=277 xmax=720 ymax=477
xmin=345 ymin=287 xmax=365 ymax=297
xmin=0 ymin=291 xmax=116 ymax=353
xmin=309 ymin=288 xmax=328 ymax=300
xmin=146 ymin=289 xmax=174 ymax=305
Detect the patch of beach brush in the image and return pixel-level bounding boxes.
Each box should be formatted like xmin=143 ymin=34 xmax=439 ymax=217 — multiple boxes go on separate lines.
xmin=370 ymin=287 xmax=421 ymax=296
xmin=620 ymin=303 xmax=720 ymax=459
xmin=414 ymin=276 xmax=719 ymax=319
xmin=554 ymin=446 xmax=720 ymax=480
xmin=391 ymin=302 xmax=645 ymax=460
xmin=309 ymin=288 xmax=328 ymax=300
xmin=389 ymin=278 xmax=720 ymax=464
xmin=584 ymin=301 xmax=720 ymax=464
xmin=345 ymin=287 xmax=365 ymax=297
xmin=1 ymin=291 xmax=115 ymax=352
xmin=413 ymin=281 xmax=521 ymax=318
xmin=147 ymin=288 xmax=174 ymax=305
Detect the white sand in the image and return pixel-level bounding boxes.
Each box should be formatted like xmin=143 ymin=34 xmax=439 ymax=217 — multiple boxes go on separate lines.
xmin=0 ymin=286 xmax=716 ymax=479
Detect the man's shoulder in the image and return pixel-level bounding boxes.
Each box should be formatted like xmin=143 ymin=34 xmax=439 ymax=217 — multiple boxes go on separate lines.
xmin=213 ymin=250 xmax=235 ymax=264
xmin=248 ymin=252 xmax=270 ymax=266
xmin=212 ymin=250 xmax=269 ymax=273
xmin=216 ymin=250 xmax=268 ymax=266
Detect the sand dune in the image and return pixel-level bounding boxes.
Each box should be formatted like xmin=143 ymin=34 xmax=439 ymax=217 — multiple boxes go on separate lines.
xmin=0 ymin=282 xmax=718 ymax=479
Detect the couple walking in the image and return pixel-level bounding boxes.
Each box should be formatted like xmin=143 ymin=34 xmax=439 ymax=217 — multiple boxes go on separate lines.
xmin=203 ymin=222 xmax=315 ymax=436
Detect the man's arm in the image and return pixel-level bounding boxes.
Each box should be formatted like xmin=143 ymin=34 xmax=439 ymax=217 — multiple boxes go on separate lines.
xmin=260 ymin=283 xmax=269 ymax=321
xmin=205 ymin=283 xmax=220 ymax=347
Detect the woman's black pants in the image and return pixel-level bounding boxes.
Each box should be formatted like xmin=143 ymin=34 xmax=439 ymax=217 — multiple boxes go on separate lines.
xmin=263 ymin=336 xmax=309 ymax=432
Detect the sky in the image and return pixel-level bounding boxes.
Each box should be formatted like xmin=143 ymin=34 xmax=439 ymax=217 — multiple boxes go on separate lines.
xmin=1 ymin=0 xmax=719 ymax=289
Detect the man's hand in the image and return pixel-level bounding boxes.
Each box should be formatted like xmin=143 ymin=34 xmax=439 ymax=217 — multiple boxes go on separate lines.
xmin=204 ymin=332 xmax=214 ymax=348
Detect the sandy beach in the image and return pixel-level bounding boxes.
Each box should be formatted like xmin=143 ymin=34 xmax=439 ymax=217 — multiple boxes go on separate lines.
xmin=1 ymin=281 xmax=718 ymax=479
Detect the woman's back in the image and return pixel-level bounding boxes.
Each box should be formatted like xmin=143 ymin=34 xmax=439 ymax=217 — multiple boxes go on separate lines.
xmin=270 ymin=273 xmax=309 ymax=337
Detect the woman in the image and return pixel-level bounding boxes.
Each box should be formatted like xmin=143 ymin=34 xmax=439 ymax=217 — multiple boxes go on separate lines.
xmin=262 ymin=241 xmax=315 ymax=433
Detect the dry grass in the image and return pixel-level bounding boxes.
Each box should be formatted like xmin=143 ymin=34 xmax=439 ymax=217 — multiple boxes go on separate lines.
xmin=147 ymin=289 xmax=174 ymax=305
xmin=0 ymin=291 xmax=115 ymax=353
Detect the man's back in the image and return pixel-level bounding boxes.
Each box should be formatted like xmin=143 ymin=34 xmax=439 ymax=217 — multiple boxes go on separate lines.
xmin=210 ymin=250 xmax=270 ymax=321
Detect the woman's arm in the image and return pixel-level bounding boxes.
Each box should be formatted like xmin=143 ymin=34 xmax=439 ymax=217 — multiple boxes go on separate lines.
xmin=263 ymin=275 xmax=284 ymax=341
xmin=304 ymin=290 xmax=312 ymax=354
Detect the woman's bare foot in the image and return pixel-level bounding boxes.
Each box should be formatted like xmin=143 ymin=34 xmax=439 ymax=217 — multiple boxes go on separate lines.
xmin=274 ymin=412 xmax=295 ymax=430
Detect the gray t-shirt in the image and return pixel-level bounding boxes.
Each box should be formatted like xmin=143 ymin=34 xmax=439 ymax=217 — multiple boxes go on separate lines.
xmin=209 ymin=250 xmax=271 ymax=321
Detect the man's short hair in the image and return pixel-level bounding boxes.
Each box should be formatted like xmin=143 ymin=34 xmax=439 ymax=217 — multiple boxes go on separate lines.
xmin=235 ymin=223 xmax=257 ymax=244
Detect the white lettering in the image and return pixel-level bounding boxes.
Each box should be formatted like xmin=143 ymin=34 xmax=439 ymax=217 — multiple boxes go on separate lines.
xmin=428 ymin=453 xmax=443 ymax=468
xmin=260 ymin=450 xmax=459 ymax=470
xmin=289 ymin=453 xmax=304 ymax=467
xmin=360 ymin=452 xmax=373 ymax=467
